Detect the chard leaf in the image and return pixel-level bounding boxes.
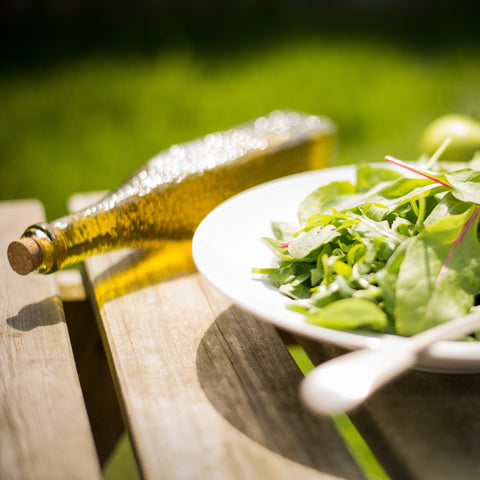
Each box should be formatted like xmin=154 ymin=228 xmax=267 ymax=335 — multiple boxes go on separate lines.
xmin=385 ymin=155 xmax=452 ymax=188
xmin=395 ymin=206 xmax=480 ymax=335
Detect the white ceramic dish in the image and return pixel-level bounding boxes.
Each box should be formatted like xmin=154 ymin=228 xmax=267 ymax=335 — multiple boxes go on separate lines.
xmin=192 ymin=166 xmax=480 ymax=373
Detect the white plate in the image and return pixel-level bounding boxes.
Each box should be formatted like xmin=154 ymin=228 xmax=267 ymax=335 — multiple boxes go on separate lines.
xmin=192 ymin=166 xmax=480 ymax=373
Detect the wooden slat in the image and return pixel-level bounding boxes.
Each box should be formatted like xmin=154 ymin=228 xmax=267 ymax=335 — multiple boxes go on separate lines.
xmin=55 ymin=263 xmax=124 ymax=462
xmin=63 ymin=298 xmax=125 ymax=464
xmin=70 ymin=193 xmax=364 ymax=480
xmin=0 ymin=200 xmax=102 ymax=480
xmin=299 ymin=339 xmax=480 ymax=480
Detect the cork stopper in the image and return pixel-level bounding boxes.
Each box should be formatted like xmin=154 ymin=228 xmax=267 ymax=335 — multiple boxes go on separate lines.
xmin=7 ymin=238 xmax=44 ymax=275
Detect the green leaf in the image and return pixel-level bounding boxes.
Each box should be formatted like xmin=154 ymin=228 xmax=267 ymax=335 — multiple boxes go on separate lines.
xmin=298 ymin=181 xmax=358 ymax=224
xmin=356 ymin=163 xmax=403 ymax=191
xmin=260 ymin=237 xmax=295 ymax=261
xmin=446 ymin=168 xmax=480 ymax=204
xmin=255 ymin=161 xmax=480 ymax=339
xmin=375 ymin=269 xmax=397 ymax=318
xmin=287 ymin=225 xmax=340 ymax=259
xmin=271 ymin=221 xmax=297 ymax=241
xmin=361 ymin=202 xmax=390 ymax=221
xmin=267 ymin=261 xmax=313 ymax=287
xmin=306 ymin=298 xmax=388 ymax=331
xmin=424 ymin=192 xmax=471 ymax=227
xmin=310 ymin=267 xmax=324 ymax=286
xmin=395 ymin=206 xmax=480 ymax=335
xmin=334 ymin=260 xmax=353 ymax=278
xmin=367 ymin=177 xmax=446 ymax=212
xmin=280 ymin=282 xmax=311 ymax=299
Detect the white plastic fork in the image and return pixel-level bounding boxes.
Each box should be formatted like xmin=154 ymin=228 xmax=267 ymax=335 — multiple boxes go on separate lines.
xmin=300 ymin=310 xmax=480 ymax=416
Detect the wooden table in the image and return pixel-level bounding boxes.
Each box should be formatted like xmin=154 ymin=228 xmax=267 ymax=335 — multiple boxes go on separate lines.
xmin=2 ymin=197 xmax=480 ymax=480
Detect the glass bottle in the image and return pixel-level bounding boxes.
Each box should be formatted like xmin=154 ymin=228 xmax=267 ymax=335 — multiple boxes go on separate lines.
xmin=8 ymin=111 xmax=336 ymax=275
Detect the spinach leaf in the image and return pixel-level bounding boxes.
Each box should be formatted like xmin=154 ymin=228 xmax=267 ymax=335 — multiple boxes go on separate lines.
xmin=288 ymin=225 xmax=340 ymax=259
xmin=364 ymin=177 xmax=445 ymax=214
xmin=356 ymin=163 xmax=403 ymax=191
xmin=306 ymin=298 xmax=388 ymax=331
xmin=298 ymin=181 xmax=357 ymax=224
xmin=446 ymin=168 xmax=480 ymax=204
xmin=271 ymin=221 xmax=297 ymax=241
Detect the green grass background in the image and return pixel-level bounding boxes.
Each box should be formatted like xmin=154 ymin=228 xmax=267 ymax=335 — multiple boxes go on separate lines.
xmin=2 ymin=2 xmax=479 ymax=479
xmin=2 ymin=3 xmax=480 ymax=220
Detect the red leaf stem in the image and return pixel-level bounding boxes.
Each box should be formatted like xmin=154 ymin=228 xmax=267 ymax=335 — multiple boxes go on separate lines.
xmin=434 ymin=207 xmax=480 ymax=288
xmin=384 ymin=155 xmax=452 ymax=189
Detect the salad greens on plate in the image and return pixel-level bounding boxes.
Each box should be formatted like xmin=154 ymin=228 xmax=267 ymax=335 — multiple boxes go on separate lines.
xmin=253 ymin=146 xmax=480 ymax=338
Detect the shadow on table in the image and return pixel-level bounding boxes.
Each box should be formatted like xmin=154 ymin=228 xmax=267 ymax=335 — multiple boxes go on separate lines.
xmin=6 ymin=296 xmax=64 ymax=331
xmin=300 ymin=338 xmax=480 ymax=480
xmin=196 ymin=304 xmax=365 ymax=479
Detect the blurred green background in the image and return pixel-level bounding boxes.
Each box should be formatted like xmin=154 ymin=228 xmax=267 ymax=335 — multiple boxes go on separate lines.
xmin=1 ymin=1 xmax=479 ymax=478
xmin=2 ymin=1 xmax=479 ymax=221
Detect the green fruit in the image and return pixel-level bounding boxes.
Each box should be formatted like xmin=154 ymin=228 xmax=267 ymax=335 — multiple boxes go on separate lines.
xmin=420 ymin=114 xmax=480 ymax=162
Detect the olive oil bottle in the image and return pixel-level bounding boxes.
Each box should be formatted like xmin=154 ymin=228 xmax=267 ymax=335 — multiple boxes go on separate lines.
xmin=8 ymin=111 xmax=336 ymax=275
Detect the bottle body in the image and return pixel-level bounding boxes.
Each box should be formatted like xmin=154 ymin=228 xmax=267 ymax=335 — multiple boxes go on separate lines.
xmin=12 ymin=111 xmax=336 ymax=274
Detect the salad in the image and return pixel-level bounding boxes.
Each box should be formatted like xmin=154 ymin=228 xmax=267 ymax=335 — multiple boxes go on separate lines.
xmin=253 ymin=146 xmax=480 ymax=338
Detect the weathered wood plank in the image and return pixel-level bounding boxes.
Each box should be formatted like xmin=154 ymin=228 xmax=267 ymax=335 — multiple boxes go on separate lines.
xmin=299 ymin=338 xmax=480 ymax=480
xmin=70 ymin=193 xmax=364 ymax=480
xmin=0 ymin=200 xmax=102 ymax=480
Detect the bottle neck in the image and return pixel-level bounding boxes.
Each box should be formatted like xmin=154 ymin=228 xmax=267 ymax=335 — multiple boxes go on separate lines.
xmin=22 ymin=223 xmax=67 ymax=274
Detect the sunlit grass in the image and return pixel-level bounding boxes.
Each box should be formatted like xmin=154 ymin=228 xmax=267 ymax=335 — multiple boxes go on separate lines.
xmin=288 ymin=344 xmax=390 ymax=480
xmin=103 ymin=433 xmax=140 ymax=480
xmin=1 ymin=24 xmax=479 ymax=219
